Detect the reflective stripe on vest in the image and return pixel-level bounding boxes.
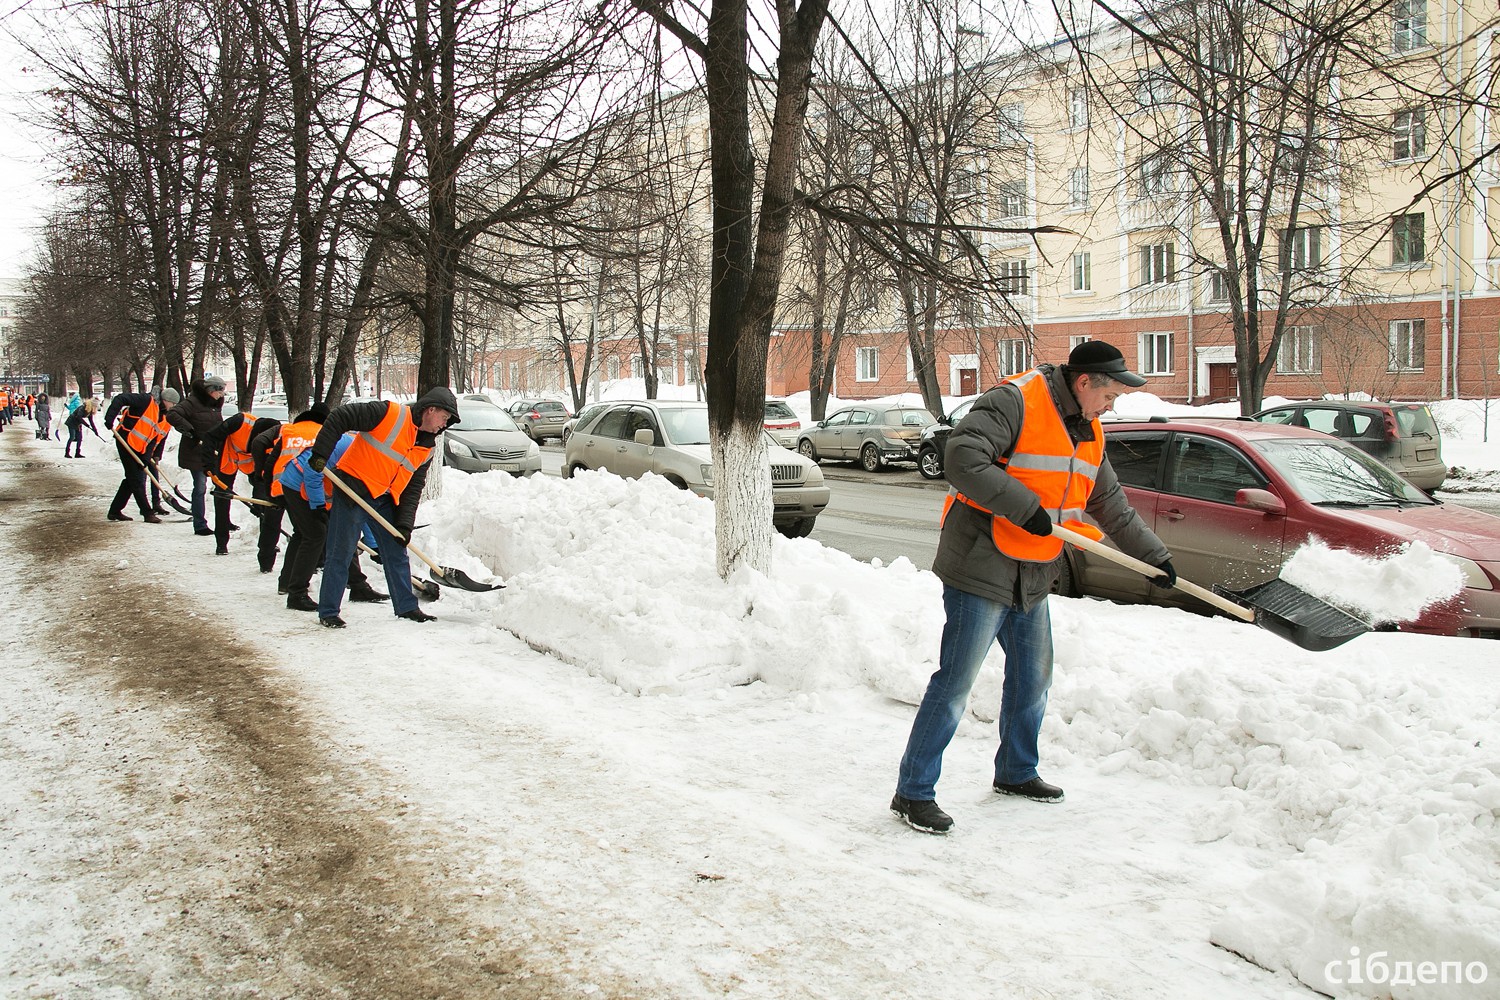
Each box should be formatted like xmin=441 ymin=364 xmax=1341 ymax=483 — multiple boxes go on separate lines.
xmin=218 ymin=415 xmax=257 ymax=475
xmin=125 ymin=399 xmax=169 ymax=454
xmin=336 ymin=402 xmax=432 ymax=504
xmin=941 ymin=368 xmax=1105 ymax=562
xmin=271 ymin=421 xmax=322 ymax=497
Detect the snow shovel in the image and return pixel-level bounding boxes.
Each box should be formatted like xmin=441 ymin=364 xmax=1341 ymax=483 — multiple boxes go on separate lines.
xmin=321 ymin=467 xmax=503 ymax=593
xmin=354 ymin=536 xmax=440 ymax=601
xmin=110 ymin=426 xmax=194 ymax=517
xmin=1050 ymin=524 xmax=1369 ymax=652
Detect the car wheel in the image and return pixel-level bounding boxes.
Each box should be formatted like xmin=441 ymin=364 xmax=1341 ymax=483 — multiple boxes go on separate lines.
xmin=564 ymin=462 xmax=587 ymax=480
xmin=797 ymin=439 xmax=818 ymax=462
xmin=917 ymin=445 xmax=944 ymax=480
xmin=523 ymin=426 xmax=536 ymax=441
xmin=860 ymin=443 xmax=884 ymax=473
xmin=1051 ymin=555 xmax=1078 ymax=598
xmin=777 ymin=517 xmax=815 ymax=539
xmin=664 ymin=475 xmax=689 ymax=490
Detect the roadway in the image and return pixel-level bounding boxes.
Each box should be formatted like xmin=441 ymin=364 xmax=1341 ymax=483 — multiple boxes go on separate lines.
xmin=532 ymin=444 xmax=1500 ymax=570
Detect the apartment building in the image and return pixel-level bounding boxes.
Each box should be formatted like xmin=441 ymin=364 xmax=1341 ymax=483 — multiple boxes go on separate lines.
xmin=477 ymin=1 xmax=1496 ymax=407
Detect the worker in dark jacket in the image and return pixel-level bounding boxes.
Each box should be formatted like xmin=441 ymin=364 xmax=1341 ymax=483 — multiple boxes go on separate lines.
xmin=103 ymin=386 xmax=178 ymax=523
xmin=64 ymin=398 xmax=97 ymax=458
xmin=250 ymin=404 xmax=325 ymax=582
xmin=202 ymin=405 xmax=260 ymax=555
xmin=306 ymin=388 xmax=460 ymax=628
xmin=165 ymin=374 xmax=226 ymax=536
xmin=892 ymin=342 xmax=1175 ymax=835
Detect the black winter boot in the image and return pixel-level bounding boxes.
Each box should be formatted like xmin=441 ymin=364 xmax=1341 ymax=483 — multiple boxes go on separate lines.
xmin=286 ymin=591 xmax=319 ymax=612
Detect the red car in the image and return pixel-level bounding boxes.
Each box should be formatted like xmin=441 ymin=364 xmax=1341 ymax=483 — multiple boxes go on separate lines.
xmin=1062 ymin=416 xmax=1500 ymax=638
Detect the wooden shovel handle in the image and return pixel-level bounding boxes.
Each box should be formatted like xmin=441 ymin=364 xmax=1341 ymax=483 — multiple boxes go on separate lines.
xmin=322 ymin=467 xmax=444 ymax=576
xmin=1050 ymin=524 xmax=1255 ymax=623
xmin=111 ymin=425 xmax=169 ymax=491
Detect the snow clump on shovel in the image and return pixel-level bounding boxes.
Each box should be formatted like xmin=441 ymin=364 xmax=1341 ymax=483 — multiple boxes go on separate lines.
xmin=1280 ymin=539 xmax=1465 ymax=625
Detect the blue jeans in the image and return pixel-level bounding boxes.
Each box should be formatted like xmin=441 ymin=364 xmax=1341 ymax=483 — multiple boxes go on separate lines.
xmin=189 ymin=469 xmax=209 ymax=532
xmin=318 ymin=489 xmax=417 ymax=618
xmin=896 ymin=585 xmax=1054 ymax=800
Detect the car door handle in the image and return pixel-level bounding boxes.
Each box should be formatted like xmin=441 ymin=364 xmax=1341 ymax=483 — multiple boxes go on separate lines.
xmin=1161 ymin=508 xmax=1186 ymax=521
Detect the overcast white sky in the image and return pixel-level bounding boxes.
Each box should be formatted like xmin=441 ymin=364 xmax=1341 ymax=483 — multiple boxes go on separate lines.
xmin=0 ymin=7 xmax=58 ymax=293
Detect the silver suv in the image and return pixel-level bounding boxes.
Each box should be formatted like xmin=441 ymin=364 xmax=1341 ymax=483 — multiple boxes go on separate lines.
xmin=1251 ymin=400 xmax=1446 ymax=491
xmin=562 ymin=400 xmax=831 ymax=538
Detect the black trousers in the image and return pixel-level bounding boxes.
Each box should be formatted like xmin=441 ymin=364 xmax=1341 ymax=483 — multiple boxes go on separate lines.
xmin=258 ymin=494 xmax=285 ymax=575
xmin=110 ymin=441 xmax=150 ymax=516
xmin=283 ymin=496 xmax=369 ymax=596
xmin=212 ymin=471 xmax=236 ymax=549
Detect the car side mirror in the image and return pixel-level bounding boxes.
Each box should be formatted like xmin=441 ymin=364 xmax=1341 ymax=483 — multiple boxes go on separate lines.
xmin=1236 ymin=488 xmax=1286 ymax=516
xmin=633 ymin=428 xmax=654 ymax=446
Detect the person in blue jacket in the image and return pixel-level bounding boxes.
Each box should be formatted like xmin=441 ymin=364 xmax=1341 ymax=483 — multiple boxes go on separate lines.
xmin=279 ymin=433 xmax=386 ymax=612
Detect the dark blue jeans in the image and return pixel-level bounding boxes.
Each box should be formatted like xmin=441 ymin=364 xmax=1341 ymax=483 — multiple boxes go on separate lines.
xmin=189 ymin=469 xmax=209 ymax=532
xmin=897 ymin=585 xmax=1054 ymax=801
xmin=318 ymin=488 xmax=416 ymax=618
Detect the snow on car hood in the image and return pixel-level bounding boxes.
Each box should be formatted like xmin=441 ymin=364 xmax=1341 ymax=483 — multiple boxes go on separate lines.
xmin=1331 ymin=502 xmax=1500 ymax=562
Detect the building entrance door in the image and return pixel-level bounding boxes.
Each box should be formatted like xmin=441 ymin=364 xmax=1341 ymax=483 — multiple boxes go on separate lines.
xmin=1206 ymin=363 xmax=1238 ymax=402
xmin=958 ymin=368 xmax=978 ymax=396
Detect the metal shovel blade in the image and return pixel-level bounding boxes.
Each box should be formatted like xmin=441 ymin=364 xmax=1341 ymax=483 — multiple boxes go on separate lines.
xmin=1214 ymin=578 xmax=1371 ymax=652
xmin=413 ymin=576 xmax=441 ymax=601
xmin=430 ymin=566 xmax=504 ymax=593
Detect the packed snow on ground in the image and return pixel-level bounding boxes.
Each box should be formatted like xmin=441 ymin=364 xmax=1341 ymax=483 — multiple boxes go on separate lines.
xmin=6 ymin=394 xmax=1500 ymax=999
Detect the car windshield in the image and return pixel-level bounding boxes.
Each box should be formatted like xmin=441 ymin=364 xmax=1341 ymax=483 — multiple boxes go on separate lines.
xmin=456 ymin=405 xmax=520 ymax=432
xmin=886 ymin=408 xmax=936 ymax=426
xmin=659 ymin=407 xmax=712 ymax=445
xmin=764 ymin=401 xmax=796 ymax=420
xmin=1254 ymin=438 xmax=1434 ymax=506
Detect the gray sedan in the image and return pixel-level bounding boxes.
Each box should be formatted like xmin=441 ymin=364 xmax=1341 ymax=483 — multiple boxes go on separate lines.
xmin=796 ymin=405 xmax=935 ymax=472
xmin=443 ymin=401 xmax=541 ymax=476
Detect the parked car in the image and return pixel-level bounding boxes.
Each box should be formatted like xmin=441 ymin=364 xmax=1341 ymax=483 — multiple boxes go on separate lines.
xmin=561 ymin=401 xmax=610 ymax=446
xmin=506 ymin=398 xmax=572 ymax=443
xmin=763 ymin=399 xmax=802 ymax=449
xmin=442 ymin=400 xmax=541 ymax=476
xmin=796 ymin=404 xmax=936 ymax=472
xmin=916 ymin=397 xmax=978 ymax=480
xmin=1058 ymin=416 xmax=1500 ymax=638
xmin=1251 ymin=399 xmax=1446 ymax=492
xmin=562 ymin=400 xmax=830 ymax=538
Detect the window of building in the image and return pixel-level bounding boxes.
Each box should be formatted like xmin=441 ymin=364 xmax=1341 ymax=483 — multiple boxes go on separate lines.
xmin=606 ymin=356 xmax=620 ymax=380
xmin=631 ymin=355 xmax=644 ymax=379
xmin=1208 ymin=268 xmax=1231 ymax=302
xmin=1068 ymin=167 xmax=1089 ymax=209
xmin=998 ymin=103 xmax=1025 ymax=143
xmin=905 ymin=346 xmax=916 ymax=382
xmin=1135 ymin=153 xmax=1174 ymax=197
xmin=1135 ymin=68 xmax=1173 ymax=109
xmin=1279 ymin=225 xmax=1324 ymax=271
xmin=1389 ymin=319 xmax=1424 ymax=371
xmin=1068 ymin=87 xmax=1088 ymax=129
xmin=1392 ymin=212 xmax=1425 ymax=264
xmin=1393 ymin=108 xmax=1426 ymax=160
xmin=951 ymin=168 xmax=977 ymax=195
xmin=508 ymin=361 xmax=519 ymax=388
xmin=1140 ymin=242 xmax=1176 ymax=285
xmin=1139 ymin=332 xmax=1172 ymax=374
xmin=1277 ymin=326 xmax=1322 ymax=373
xmin=1072 ymin=252 xmax=1092 ymax=292
xmin=997 ymin=338 xmax=1028 ymax=375
xmin=997 ymin=179 xmax=1027 ymax=218
xmin=1069 ymin=335 xmax=1091 ymax=352
xmin=856 ymin=346 xmax=879 ymax=381
xmin=1392 ymin=0 xmax=1427 ymax=51
xmin=997 ymin=259 xmax=1030 ymax=295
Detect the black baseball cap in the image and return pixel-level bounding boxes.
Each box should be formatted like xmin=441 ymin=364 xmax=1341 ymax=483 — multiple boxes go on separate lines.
xmin=1064 ymin=340 xmax=1146 ymax=388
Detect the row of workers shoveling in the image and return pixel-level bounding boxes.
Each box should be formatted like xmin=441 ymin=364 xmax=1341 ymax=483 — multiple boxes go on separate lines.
xmin=101 ymin=378 xmax=470 ymax=629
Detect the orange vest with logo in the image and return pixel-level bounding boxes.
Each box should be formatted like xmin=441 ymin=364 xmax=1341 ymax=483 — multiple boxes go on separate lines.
xmin=217 ymin=414 xmax=257 ymax=475
xmin=271 ymin=420 xmax=322 ymax=497
xmin=125 ymin=399 xmax=169 ymax=455
xmin=941 ymin=369 xmax=1105 ymax=563
xmin=336 ymin=402 xmax=432 ymax=504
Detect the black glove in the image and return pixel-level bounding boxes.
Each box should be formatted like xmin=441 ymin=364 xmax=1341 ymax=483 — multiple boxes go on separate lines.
xmin=1017 ymin=506 xmax=1052 ymax=537
xmin=396 ymin=526 xmax=413 ymax=546
xmin=309 ymin=455 xmax=327 ymax=472
xmin=1150 ymin=558 xmax=1177 ymax=589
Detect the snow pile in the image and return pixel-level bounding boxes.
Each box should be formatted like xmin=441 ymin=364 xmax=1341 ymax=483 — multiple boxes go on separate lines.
xmin=415 ymin=464 xmax=1500 ymax=999
xmin=1281 ymin=539 xmax=1465 ymax=625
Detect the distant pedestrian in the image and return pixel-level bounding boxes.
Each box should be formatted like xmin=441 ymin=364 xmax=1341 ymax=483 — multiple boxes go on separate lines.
xmin=34 ymin=393 xmax=51 ymax=440
xmin=64 ymin=400 xmax=96 ymax=458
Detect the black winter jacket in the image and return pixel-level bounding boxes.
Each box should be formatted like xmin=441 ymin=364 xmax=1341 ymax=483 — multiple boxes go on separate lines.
xmin=164 ymin=380 xmax=225 ymax=471
xmin=103 ymin=392 xmax=168 ymax=461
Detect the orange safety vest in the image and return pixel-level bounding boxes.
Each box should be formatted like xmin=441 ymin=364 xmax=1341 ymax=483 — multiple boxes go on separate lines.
xmin=336 ymin=401 xmax=432 ymax=504
xmin=125 ymin=399 xmax=170 ymax=455
xmin=218 ymin=414 xmax=257 ymax=476
xmin=271 ymin=420 xmax=322 ymax=497
xmin=941 ymin=368 xmax=1105 ymax=563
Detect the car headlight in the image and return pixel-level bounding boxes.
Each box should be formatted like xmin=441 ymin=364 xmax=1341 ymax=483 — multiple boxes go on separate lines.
xmin=805 ymin=464 xmax=825 ymax=486
xmin=700 ymin=464 xmax=714 ymax=485
xmin=527 ymin=440 xmax=540 ymax=456
xmin=1439 ymin=553 xmax=1495 ymax=591
xmin=447 ymin=439 xmax=474 ymax=459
